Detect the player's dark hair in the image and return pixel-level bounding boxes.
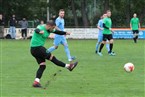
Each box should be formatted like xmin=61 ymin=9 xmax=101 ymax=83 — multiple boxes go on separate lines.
xmin=59 ymin=9 xmax=65 ymax=12
xmin=46 ymin=20 xmax=56 ymax=26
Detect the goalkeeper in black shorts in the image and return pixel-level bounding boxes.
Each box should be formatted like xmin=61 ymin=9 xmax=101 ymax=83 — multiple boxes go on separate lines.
xmin=30 ymin=20 xmax=78 ymax=88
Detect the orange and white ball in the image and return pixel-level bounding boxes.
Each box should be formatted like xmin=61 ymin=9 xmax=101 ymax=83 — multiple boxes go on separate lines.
xmin=124 ymin=63 xmax=135 ymax=72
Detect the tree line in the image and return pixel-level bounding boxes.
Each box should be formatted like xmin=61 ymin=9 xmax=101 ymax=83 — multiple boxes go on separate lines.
xmin=0 ymin=0 xmax=145 ymax=27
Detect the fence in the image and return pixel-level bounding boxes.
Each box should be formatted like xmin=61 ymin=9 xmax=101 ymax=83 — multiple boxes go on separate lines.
xmin=4 ymin=28 xmax=145 ymax=39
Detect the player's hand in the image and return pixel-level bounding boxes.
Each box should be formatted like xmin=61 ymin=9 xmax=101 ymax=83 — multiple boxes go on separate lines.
xmin=109 ymin=28 xmax=113 ymax=33
xmin=48 ymin=36 xmax=54 ymax=39
xmin=130 ymin=28 xmax=132 ymax=30
xmin=111 ymin=30 xmax=114 ymax=34
xmin=66 ymin=32 xmax=71 ymax=35
xmin=48 ymin=33 xmax=54 ymax=39
xmin=39 ymin=31 xmax=44 ymax=34
xmin=110 ymin=28 xmax=114 ymax=33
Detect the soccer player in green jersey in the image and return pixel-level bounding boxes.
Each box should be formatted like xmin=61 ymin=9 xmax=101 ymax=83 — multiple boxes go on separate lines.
xmin=98 ymin=10 xmax=115 ymax=56
xmin=130 ymin=13 xmax=141 ymax=43
xmin=30 ymin=20 xmax=78 ymax=88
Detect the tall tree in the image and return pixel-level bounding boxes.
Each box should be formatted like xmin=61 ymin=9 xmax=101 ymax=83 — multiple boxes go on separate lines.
xmin=0 ymin=0 xmax=145 ymax=27
xmin=103 ymin=0 xmax=110 ymax=12
xmin=140 ymin=6 xmax=145 ymax=25
xmin=81 ymin=0 xmax=89 ymax=27
xmin=131 ymin=0 xmax=145 ymax=25
xmin=70 ymin=0 xmax=78 ymax=27
xmin=125 ymin=0 xmax=131 ymax=25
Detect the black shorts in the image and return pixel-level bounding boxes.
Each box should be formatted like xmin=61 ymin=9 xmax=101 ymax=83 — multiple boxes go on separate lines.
xmin=132 ymin=30 xmax=139 ymax=34
xmin=30 ymin=46 xmax=51 ymax=64
xmin=103 ymin=34 xmax=113 ymax=41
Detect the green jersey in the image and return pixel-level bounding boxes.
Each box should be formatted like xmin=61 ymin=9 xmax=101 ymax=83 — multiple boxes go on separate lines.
xmin=30 ymin=24 xmax=50 ymax=47
xmin=130 ymin=18 xmax=140 ymax=30
xmin=103 ymin=17 xmax=112 ymax=34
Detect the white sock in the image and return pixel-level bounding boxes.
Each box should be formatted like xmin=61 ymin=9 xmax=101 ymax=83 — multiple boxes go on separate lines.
xmin=65 ymin=64 xmax=70 ymax=68
xmin=35 ymin=78 xmax=40 ymax=82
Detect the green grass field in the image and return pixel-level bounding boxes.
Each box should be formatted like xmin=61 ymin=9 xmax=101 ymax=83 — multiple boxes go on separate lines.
xmin=0 ymin=39 xmax=144 ymax=97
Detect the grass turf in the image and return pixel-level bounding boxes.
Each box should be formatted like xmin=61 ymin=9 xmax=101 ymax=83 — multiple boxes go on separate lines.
xmin=0 ymin=39 xmax=144 ymax=97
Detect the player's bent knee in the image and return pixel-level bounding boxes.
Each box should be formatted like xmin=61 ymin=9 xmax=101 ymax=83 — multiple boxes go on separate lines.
xmin=49 ymin=55 xmax=54 ymax=60
xmin=64 ymin=45 xmax=69 ymax=48
xmin=63 ymin=42 xmax=68 ymax=47
xmin=102 ymin=41 xmax=106 ymax=44
xmin=54 ymin=46 xmax=58 ymax=49
xmin=110 ymin=40 xmax=114 ymax=43
xmin=46 ymin=53 xmax=52 ymax=60
xmin=40 ymin=62 xmax=46 ymax=65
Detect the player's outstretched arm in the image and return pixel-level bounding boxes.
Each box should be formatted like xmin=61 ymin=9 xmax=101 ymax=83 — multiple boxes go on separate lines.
xmin=52 ymin=30 xmax=71 ymax=35
xmin=34 ymin=28 xmax=44 ymax=34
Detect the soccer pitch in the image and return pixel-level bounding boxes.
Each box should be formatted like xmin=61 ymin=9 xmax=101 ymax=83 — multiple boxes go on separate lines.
xmin=0 ymin=39 xmax=144 ymax=97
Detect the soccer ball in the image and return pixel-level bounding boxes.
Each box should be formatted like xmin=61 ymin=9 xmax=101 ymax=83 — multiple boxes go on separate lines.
xmin=124 ymin=63 xmax=134 ymax=72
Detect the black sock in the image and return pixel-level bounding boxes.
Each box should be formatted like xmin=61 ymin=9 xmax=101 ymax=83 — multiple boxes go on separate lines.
xmin=99 ymin=43 xmax=104 ymax=52
xmin=51 ymin=56 xmax=65 ymax=67
xmin=109 ymin=43 xmax=113 ymax=53
xmin=133 ymin=37 xmax=136 ymax=43
xmin=36 ymin=65 xmax=46 ymax=79
xmin=136 ymin=36 xmax=138 ymax=42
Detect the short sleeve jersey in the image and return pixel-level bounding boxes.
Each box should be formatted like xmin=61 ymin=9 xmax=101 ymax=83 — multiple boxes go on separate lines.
xmin=30 ymin=24 xmax=50 ymax=47
xmin=130 ymin=18 xmax=140 ymax=30
xmin=103 ymin=17 xmax=112 ymax=34
xmin=55 ymin=17 xmax=65 ymax=31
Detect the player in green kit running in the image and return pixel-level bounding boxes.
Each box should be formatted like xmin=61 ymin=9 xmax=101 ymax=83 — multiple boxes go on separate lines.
xmin=130 ymin=13 xmax=141 ymax=43
xmin=30 ymin=20 xmax=78 ymax=88
xmin=98 ymin=10 xmax=115 ymax=56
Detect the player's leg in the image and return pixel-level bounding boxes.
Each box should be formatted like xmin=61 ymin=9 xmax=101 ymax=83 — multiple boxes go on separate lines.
xmin=31 ymin=47 xmax=47 ymax=87
xmin=109 ymin=39 xmax=113 ymax=53
xmin=46 ymin=37 xmax=60 ymax=53
xmin=95 ymin=35 xmax=102 ymax=53
xmin=37 ymin=46 xmax=77 ymax=72
xmin=108 ymin=34 xmax=116 ymax=56
xmin=135 ymin=30 xmax=139 ymax=43
xmin=98 ymin=34 xmax=106 ymax=56
xmin=47 ymin=45 xmax=58 ymax=53
xmin=61 ymin=37 xmax=75 ymax=62
xmin=33 ymin=61 xmax=46 ymax=87
xmin=98 ymin=41 xmax=106 ymax=56
xmin=132 ymin=30 xmax=137 ymax=43
xmin=31 ymin=46 xmax=78 ymax=88
xmin=46 ymin=53 xmax=78 ymax=71
xmin=106 ymin=40 xmax=110 ymax=53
